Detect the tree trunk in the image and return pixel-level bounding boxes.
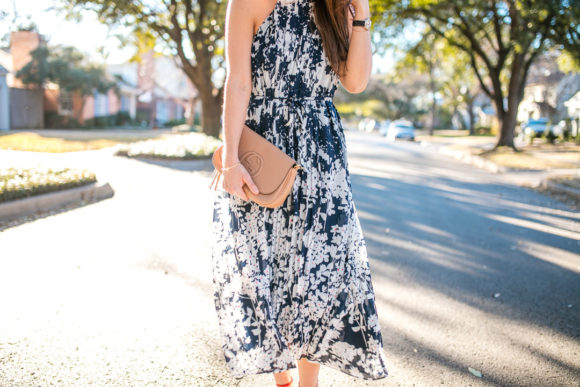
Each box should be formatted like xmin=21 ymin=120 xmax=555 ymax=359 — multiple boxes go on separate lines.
xmin=199 ymin=90 xmax=222 ymax=138
xmin=430 ymin=95 xmax=436 ymax=135
xmin=467 ymin=98 xmax=475 ymax=135
xmin=148 ymin=92 xmax=157 ymax=129
xmin=177 ymin=47 xmax=223 ymax=138
xmin=186 ymin=96 xmax=198 ymax=127
xmin=494 ymin=53 xmax=526 ymax=150
xmin=429 ymin=65 xmax=436 ymax=135
xmin=496 ymin=107 xmax=517 ymax=148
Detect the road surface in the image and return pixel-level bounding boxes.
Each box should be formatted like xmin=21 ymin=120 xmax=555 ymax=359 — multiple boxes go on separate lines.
xmin=0 ymin=131 xmax=578 ymax=386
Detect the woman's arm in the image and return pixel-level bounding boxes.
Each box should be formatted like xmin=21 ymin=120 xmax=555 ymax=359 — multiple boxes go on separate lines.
xmin=339 ymin=0 xmax=372 ymax=93
xmin=220 ymin=0 xmax=259 ymax=200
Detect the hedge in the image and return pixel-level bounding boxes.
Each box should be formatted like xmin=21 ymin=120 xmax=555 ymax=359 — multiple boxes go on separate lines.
xmin=0 ymin=167 xmax=97 ymax=203
xmin=114 ymin=132 xmax=221 ymax=160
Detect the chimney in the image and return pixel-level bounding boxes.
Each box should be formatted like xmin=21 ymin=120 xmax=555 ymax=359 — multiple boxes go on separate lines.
xmin=10 ymin=30 xmax=42 ymax=88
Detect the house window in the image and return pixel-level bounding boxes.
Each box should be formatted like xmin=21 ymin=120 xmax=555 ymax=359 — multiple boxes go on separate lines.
xmin=59 ymin=90 xmax=73 ymax=114
xmin=94 ymin=90 xmax=109 ymax=116
xmin=156 ymin=99 xmax=168 ymax=123
xmin=120 ymin=94 xmax=129 ymax=112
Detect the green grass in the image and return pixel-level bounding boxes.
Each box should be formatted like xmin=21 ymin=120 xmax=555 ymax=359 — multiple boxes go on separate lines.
xmin=0 ymin=132 xmax=164 ymax=152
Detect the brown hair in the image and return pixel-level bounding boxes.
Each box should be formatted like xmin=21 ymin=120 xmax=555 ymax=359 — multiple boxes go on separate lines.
xmin=311 ymin=0 xmax=351 ymax=77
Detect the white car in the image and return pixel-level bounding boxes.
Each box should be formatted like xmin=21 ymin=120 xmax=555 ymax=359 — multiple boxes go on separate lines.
xmin=358 ymin=118 xmax=377 ymax=133
xmin=386 ymin=120 xmax=416 ymax=141
xmin=377 ymin=120 xmax=391 ymax=136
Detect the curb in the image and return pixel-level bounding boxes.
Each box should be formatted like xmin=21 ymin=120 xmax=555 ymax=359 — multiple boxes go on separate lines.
xmin=539 ymin=179 xmax=580 ymax=199
xmin=0 ymin=181 xmax=115 ymax=222
xmin=436 ymin=145 xmax=509 ymax=173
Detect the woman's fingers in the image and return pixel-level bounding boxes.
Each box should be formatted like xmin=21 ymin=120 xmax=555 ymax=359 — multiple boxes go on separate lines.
xmin=236 ymin=186 xmax=248 ymax=201
xmin=242 ymin=170 xmax=260 ymax=194
xmin=222 ymin=164 xmax=257 ymax=201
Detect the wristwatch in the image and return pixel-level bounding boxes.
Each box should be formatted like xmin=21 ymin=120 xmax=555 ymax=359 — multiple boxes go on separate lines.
xmin=352 ymin=18 xmax=371 ymax=31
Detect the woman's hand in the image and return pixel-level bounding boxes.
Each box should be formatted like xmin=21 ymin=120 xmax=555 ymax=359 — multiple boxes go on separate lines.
xmin=350 ymin=0 xmax=370 ymax=16
xmin=221 ymin=157 xmax=260 ymax=201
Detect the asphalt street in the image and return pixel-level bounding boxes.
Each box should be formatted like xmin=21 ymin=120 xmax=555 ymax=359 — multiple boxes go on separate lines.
xmin=0 ymin=131 xmax=578 ymax=386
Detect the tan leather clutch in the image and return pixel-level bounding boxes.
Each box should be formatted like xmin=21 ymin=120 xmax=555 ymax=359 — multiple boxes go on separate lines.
xmin=208 ymin=124 xmax=303 ymax=208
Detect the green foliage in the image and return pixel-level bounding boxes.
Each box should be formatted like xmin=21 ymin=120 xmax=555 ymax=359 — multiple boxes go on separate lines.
xmin=378 ymin=0 xmax=580 ymax=145
xmin=557 ymin=51 xmax=580 ymax=74
xmin=45 ymin=111 xmax=137 ymax=129
xmin=57 ymin=0 xmax=227 ymax=136
xmin=16 ymin=45 xmax=116 ymax=97
xmin=56 ymin=0 xmax=227 ymax=78
xmin=0 ymin=167 xmax=97 ymax=203
xmin=336 ymin=99 xmax=390 ymax=121
xmin=163 ymin=118 xmax=186 ymax=127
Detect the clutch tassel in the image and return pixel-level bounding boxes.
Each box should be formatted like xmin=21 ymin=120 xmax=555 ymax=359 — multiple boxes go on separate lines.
xmin=208 ymin=168 xmax=221 ymax=190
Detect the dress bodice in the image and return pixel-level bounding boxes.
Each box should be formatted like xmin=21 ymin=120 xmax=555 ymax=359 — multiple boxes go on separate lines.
xmin=249 ymin=0 xmax=341 ymax=100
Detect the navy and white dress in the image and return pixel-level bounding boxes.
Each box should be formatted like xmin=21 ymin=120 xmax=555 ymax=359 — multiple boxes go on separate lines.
xmin=211 ymin=0 xmax=389 ymax=380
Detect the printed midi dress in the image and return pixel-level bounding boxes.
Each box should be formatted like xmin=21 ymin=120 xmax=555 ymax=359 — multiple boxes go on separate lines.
xmin=210 ymin=0 xmax=389 ymax=380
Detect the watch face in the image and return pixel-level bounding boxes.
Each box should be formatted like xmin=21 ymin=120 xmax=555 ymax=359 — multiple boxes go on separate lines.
xmin=365 ymin=19 xmax=371 ymax=29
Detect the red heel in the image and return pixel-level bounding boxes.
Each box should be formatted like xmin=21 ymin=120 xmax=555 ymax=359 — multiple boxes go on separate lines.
xmin=276 ymin=375 xmax=293 ymax=387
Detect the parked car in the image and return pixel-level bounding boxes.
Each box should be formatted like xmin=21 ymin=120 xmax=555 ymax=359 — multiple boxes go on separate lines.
xmin=521 ymin=118 xmax=552 ymax=138
xmin=358 ymin=118 xmax=377 ymax=133
xmin=386 ymin=120 xmax=416 ymax=141
xmin=377 ymin=120 xmax=391 ymax=136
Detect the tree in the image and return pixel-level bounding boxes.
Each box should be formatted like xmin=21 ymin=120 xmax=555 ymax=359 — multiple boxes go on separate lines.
xmin=396 ymin=32 xmax=445 ymax=134
xmin=377 ymin=0 xmax=580 ymax=150
xmin=59 ymin=0 xmax=226 ymax=137
xmin=59 ymin=0 xmax=389 ymax=138
xmin=438 ymin=43 xmax=482 ymax=134
xmin=16 ymin=45 xmax=116 ymax=119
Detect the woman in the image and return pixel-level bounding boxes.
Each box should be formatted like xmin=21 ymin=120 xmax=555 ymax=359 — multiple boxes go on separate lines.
xmin=210 ymin=0 xmax=389 ymax=386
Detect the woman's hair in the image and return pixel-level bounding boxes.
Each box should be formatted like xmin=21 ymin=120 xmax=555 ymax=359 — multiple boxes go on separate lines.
xmin=311 ymin=0 xmax=351 ymax=77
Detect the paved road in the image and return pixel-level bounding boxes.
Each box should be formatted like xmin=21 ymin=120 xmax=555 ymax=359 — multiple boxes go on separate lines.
xmin=0 ymin=131 xmax=578 ymax=386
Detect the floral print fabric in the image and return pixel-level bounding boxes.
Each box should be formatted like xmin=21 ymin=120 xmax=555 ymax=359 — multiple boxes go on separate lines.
xmin=210 ymin=0 xmax=389 ymax=380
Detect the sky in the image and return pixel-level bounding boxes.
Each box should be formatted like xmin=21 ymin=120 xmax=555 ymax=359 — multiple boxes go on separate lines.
xmin=0 ymin=0 xmax=395 ymax=73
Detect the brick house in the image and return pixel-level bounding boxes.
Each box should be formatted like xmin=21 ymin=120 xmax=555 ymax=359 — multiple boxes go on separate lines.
xmin=0 ymin=29 xmax=198 ymax=129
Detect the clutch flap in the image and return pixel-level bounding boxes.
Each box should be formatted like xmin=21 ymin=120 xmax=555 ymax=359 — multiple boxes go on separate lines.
xmin=239 ymin=124 xmax=297 ymax=195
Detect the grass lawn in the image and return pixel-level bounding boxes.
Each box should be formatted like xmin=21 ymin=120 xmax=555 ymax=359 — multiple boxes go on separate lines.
xmin=0 ymin=132 xmax=166 ymax=152
xmin=479 ymin=147 xmax=579 ymax=170
xmin=549 ymin=175 xmax=580 ymax=190
xmin=418 ymin=130 xmax=580 ymax=171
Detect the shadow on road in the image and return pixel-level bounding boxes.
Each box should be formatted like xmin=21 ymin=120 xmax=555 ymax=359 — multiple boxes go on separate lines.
xmin=349 ymin=166 xmax=580 ymax=381
xmin=115 ymin=155 xmax=215 ymax=174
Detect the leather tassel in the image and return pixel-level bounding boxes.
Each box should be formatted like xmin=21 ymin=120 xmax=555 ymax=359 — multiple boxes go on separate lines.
xmin=208 ymin=168 xmax=221 ymax=190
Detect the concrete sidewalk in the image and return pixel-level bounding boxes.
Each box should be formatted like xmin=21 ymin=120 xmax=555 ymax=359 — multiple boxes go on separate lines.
xmin=413 ymin=132 xmax=580 ymax=207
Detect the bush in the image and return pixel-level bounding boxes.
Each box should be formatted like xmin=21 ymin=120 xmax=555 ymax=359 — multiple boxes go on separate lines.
xmin=164 ymin=118 xmax=186 ymax=127
xmin=114 ymin=132 xmax=221 ymax=160
xmin=45 ymin=111 xmax=140 ymax=129
xmin=474 ymin=125 xmax=491 ymax=135
xmin=44 ymin=112 xmax=81 ymax=129
xmin=541 ymin=125 xmax=557 ymax=144
xmin=0 ymin=167 xmax=97 ymax=203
